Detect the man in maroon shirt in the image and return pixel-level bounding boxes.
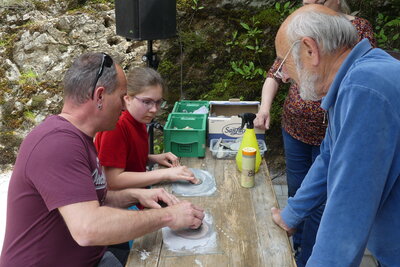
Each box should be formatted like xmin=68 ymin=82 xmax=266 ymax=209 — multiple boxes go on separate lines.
xmin=0 ymin=53 xmax=204 ymax=267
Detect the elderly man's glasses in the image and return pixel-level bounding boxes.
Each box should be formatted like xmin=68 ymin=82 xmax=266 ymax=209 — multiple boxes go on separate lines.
xmin=134 ymin=96 xmax=166 ymax=109
xmin=91 ymin=53 xmax=113 ymax=99
xmin=273 ymin=40 xmax=301 ymax=80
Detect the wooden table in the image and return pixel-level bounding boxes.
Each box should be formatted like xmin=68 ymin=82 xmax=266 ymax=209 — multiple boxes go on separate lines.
xmin=126 ymin=149 xmax=296 ymax=267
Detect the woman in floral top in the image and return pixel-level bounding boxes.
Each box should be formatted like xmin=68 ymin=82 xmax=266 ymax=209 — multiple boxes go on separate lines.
xmin=254 ymin=1 xmax=376 ymax=266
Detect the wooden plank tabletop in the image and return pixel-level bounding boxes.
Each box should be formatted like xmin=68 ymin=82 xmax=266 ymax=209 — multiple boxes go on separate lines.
xmin=126 ymin=149 xmax=296 ymax=267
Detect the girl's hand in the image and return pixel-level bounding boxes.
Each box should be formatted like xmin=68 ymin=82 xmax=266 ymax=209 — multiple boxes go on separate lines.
xmin=149 ymin=152 xmax=180 ymax=167
xmin=164 ymin=166 xmax=200 ymax=184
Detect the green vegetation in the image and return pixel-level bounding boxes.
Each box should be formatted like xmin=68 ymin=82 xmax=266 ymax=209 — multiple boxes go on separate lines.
xmin=227 ymin=16 xmax=266 ymax=80
xmin=375 ymin=14 xmax=400 ymax=50
xmin=350 ymin=0 xmax=399 ymax=51
xmin=158 ymin=1 xmax=299 ymax=129
xmin=88 ymin=0 xmax=114 ymax=4
xmin=230 ymin=60 xmax=265 ymax=80
xmin=0 ymin=0 xmax=398 ymax=165
xmin=0 ymin=131 xmax=22 ymax=168
xmin=156 ymin=0 xmax=399 ymax=159
xmin=158 ymin=0 xmax=399 ymax=129
xmin=18 ymin=69 xmax=38 ymax=86
xmin=32 ymin=0 xmax=50 ymax=11
xmin=23 ymin=110 xmax=36 ymax=123
xmin=66 ymin=0 xmax=114 ymax=13
xmin=153 ymin=137 xmax=164 ymax=155
xmin=274 ymin=1 xmax=298 ymax=22
xmin=0 ymin=77 xmax=61 ymax=167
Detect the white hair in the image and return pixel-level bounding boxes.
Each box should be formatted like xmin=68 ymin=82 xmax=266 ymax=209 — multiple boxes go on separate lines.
xmin=287 ymin=11 xmax=358 ymax=55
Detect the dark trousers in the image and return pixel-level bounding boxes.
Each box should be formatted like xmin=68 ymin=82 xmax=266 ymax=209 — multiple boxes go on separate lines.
xmin=282 ymin=128 xmax=325 ymax=267
xmin=98 ymin=242 xmax=130 ymax=267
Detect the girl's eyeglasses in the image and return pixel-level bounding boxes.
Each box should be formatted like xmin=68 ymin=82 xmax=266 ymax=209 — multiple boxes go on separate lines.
xmin=134 ymin=96 xmax=166 ymax=109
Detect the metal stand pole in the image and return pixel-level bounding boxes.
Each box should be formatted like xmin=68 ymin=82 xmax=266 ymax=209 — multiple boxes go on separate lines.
xmin=147 ymin=121 xmax=164 ymax=170
xmin=142 ymin=40 xmax=160 ymax=70
xmin=142 ymin=40 xmax=162 ymax=169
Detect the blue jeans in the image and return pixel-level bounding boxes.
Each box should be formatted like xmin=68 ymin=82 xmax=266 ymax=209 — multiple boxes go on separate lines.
xmin=282 ymin=129 xmax=324 ymax=267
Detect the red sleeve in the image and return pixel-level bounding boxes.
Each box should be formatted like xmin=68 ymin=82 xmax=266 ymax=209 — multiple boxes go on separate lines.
xmin=95 ymin=123 xmax=128 ymax=169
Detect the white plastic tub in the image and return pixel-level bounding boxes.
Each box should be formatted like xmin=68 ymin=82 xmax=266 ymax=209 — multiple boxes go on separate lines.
xmin=210 ymin=138 xmax=267 ymax=159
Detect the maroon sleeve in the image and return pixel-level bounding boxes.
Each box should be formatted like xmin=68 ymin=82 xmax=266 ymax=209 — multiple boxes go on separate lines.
xmin=27 ymin=131 xmax=98 ymax=211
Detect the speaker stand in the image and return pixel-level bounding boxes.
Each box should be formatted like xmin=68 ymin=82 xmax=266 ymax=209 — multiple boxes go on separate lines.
xmin=142 ymin=40 xmax=160 ymax=70
xmin=143 ymin=40 xmax=161 ymax=168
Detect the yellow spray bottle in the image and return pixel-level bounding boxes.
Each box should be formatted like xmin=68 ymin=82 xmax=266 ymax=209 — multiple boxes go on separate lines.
xmin=236 ymin=113 xmax=262 ymax=172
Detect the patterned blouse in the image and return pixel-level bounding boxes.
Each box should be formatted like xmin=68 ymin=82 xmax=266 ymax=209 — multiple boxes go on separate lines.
xmin=268 ymin=16 xmax=377 ymax=146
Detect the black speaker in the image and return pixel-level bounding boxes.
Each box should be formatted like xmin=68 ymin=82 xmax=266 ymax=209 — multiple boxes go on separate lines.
xmin=115 ymin=0 xmax=176 ymax=41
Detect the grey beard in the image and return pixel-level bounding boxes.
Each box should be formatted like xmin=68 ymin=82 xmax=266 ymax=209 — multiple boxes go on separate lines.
xmin=295 ymin=58 xmax=321 ymax=101
xmin=299 ymin=81 xmax=321 ymax=101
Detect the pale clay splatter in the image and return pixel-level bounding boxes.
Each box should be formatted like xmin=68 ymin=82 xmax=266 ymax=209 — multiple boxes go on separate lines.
xmin=139 ymin=249 xmax=150 ymax=260
xmin=195 ymin=259 xmax=204 ymax=267
xmin=216 ymin=225 xmax=234 ymax=242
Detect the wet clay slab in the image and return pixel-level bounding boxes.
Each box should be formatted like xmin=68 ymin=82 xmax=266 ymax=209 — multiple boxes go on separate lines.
xmin=174 ymin=222 xmax=210 ymax=240
xmin=162 ymin=213 xmax=218 ymax=254
xmin=172 ymin=168 xmax=216 ymax=196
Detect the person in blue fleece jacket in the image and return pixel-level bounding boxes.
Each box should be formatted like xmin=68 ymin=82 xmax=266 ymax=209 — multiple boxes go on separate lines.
xmin=270 ymin=4 xmax=400 ymax=267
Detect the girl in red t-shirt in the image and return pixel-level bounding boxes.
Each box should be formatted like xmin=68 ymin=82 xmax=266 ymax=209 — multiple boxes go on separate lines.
xmin=95 ymin=67 xmax=199 ymax=189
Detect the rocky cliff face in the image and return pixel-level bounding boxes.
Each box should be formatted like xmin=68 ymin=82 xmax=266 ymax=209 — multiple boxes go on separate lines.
xmin=0 ymin=0 xmax=155 ymax=167
xmin=0 ymin=0 xmax=279 ymax=168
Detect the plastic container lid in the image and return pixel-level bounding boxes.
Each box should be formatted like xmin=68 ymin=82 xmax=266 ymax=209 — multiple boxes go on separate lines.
xmin=210 ymin=138 xmax=267 ymax=159
xmin=242 ymin=147 xmax=256 ymax=156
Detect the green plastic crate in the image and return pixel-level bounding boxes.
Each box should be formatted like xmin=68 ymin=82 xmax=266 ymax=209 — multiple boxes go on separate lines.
xmin=164 ymin=113 xmax=207 ymax=157
xmin=171 ymin=100 xmax=210 ymax=114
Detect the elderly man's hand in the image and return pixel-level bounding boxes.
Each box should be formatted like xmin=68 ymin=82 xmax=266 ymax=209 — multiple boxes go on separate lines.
xmin=271 ymin=207 xmax=296 ymax=236
xmin=135 ymin=188 xmax=180 ymax=209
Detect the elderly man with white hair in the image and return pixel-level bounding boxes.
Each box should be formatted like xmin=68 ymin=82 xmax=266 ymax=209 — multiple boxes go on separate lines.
xmin=271 ymin=4 xmax=400 ymax=267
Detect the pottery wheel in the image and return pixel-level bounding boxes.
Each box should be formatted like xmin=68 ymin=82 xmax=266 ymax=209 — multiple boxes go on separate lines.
xmin=172 ymin=168 xmax=216 ymax=196
xmin=173 ymin=222 xmax=211 ymax=240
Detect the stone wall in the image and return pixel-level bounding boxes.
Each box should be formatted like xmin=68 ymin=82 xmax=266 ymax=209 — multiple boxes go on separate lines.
xmin=0 ymin=0 xmax=154 ymax=167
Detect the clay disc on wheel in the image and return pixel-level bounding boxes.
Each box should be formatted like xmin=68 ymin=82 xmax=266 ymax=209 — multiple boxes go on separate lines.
xmin=173 ymin=222 xmax=210 ymax=240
